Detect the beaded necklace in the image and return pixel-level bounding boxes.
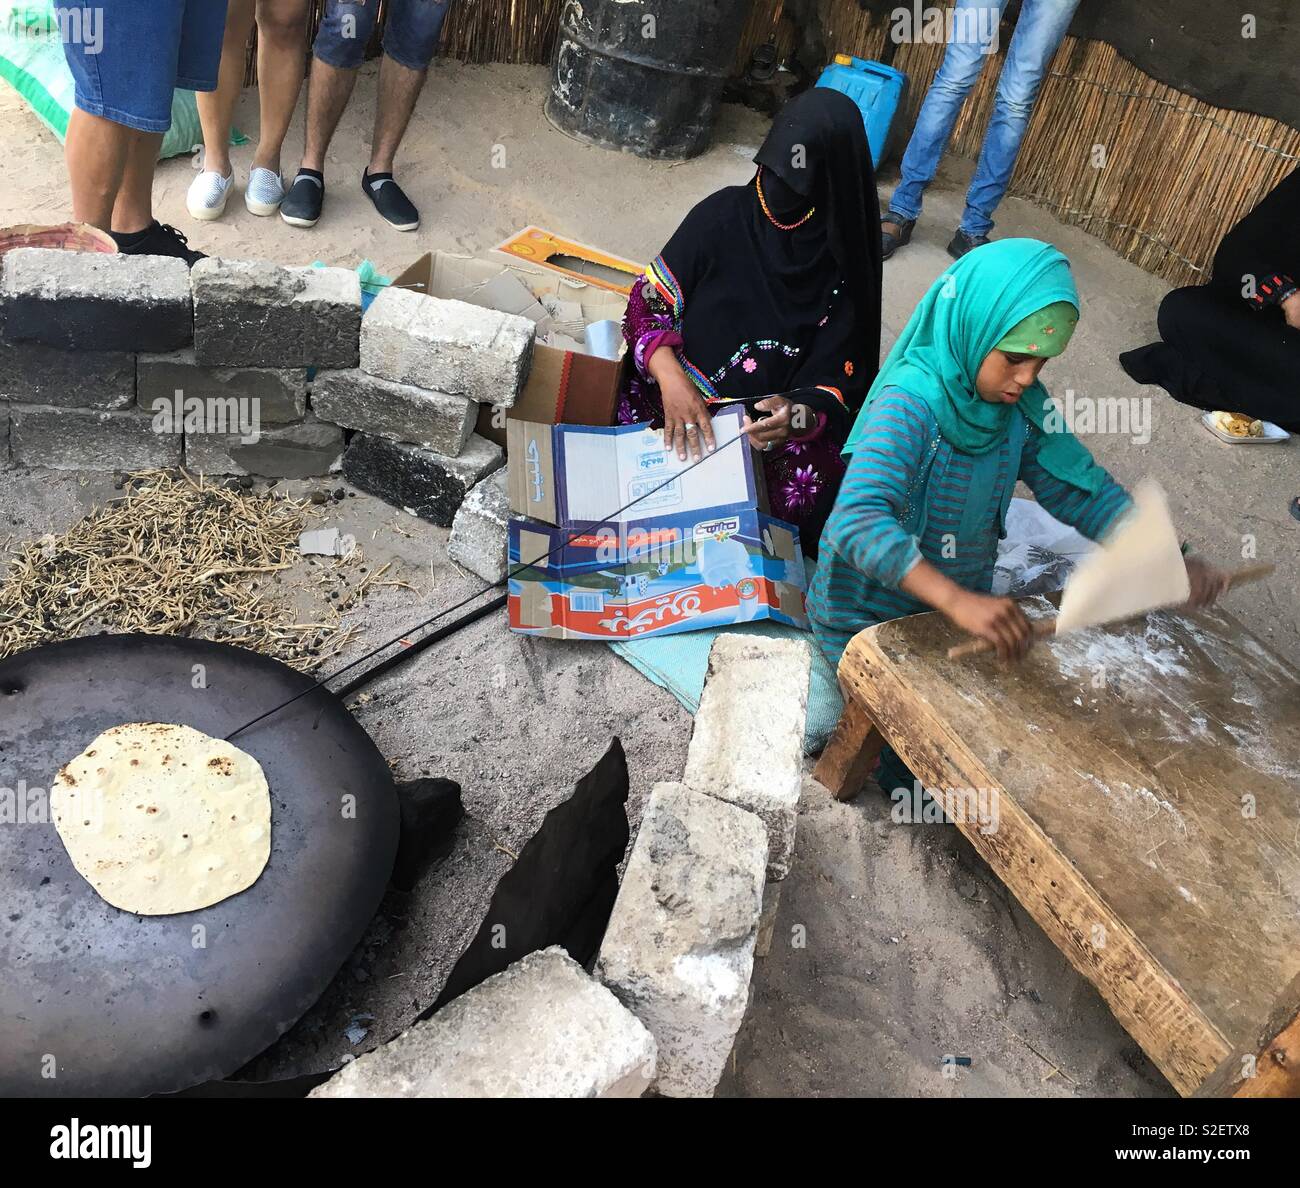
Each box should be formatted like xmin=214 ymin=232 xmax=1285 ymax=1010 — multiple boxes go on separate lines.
xmin=756 ymin=167 xmax=815 ymax=230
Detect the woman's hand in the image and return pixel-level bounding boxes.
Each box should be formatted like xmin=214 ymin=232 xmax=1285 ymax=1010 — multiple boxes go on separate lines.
xmin=649 ymin=347 xmax=716 ymax=461
xmin=743 ymin=396 xmax=794 ymax=452
xmin=1184 ymin=555 xmax=1232 ymax=608
xmin=943 ymin=589 xmax=1035 ymax=662
xmin=661 ymin=374 xmax=716 ymax=460
xmin=1281 ymin=291 xmax=1300 ymax=330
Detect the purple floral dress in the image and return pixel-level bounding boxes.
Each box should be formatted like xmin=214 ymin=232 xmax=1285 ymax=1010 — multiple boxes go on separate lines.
xmin=618 ymin=277 xmax=848 ymax=532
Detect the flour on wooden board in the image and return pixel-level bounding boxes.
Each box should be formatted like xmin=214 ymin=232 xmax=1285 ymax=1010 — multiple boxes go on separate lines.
xmin=1041 ymin=607 xmax=1298 ymax=778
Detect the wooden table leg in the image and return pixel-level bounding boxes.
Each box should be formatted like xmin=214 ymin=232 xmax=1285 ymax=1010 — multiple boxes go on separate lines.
xmin=1232 ymin=1009 xmax=1300 ymax=1097
xmin=813 ymin=695 xmax=886 ymax=803
xmin=1196 ymin=975 xmax=1300 ymax=1097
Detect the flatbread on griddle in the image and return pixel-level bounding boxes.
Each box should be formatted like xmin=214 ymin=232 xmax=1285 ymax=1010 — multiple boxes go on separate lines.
xmin=51 ymin=722 xmax=271 ymax=915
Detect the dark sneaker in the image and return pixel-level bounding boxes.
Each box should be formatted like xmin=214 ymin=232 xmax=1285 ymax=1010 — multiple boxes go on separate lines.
xmin=880 ymin=210 xmax=915 ymax=261
xmin=112 ymin=220 xmax=204 ymax=267
xmin=281 ymin=170 xmax=324 ymax=228
xmin=363 ymin=169 xmax=419 ymax=231
xmin=947 ymin=228 xmax=991 ymax=259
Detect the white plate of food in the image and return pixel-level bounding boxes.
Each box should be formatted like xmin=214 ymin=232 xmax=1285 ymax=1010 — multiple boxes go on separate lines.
xmin=1200 ymin=410 xmax=1291 ymax=444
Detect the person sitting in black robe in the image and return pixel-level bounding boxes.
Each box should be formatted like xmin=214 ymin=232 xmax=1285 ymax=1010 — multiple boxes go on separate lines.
xmin=1120 ymin=166 xmax=1299 ymax=431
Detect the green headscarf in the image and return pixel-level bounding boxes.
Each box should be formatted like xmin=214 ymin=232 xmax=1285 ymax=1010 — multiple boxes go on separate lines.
xmin=996 ymin=300 xmax=1078 ymax=356
xmin=845 ymin=238 xmax=1107 ymax=493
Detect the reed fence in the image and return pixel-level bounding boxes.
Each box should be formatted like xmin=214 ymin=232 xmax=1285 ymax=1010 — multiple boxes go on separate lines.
xmin=239 ymin=0 xmax=1297 ymax=285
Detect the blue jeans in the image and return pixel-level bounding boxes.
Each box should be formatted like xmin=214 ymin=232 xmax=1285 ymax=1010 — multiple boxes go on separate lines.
xmin=58 ymin=0 xmax=228 ymax=132
xmin=889 ymin=0 xmax=1079 ymax=236
xmin=314 ymin=0 xmax=452 ymax=72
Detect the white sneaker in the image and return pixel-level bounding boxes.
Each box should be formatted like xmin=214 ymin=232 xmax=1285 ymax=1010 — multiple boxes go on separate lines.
xmin=245 ymin=167 xmax=286 ymax=216
xmin=187 ymin=169 xmax=234 ymax=221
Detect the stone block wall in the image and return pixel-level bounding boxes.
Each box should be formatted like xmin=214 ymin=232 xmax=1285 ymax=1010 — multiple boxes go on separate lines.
xmin=0 ymin=249 xmax=520 ymax=531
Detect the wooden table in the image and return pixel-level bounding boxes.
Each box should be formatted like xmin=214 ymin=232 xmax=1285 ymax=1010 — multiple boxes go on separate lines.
xmin=815 ymin=599 xmax=1300 ymax=1097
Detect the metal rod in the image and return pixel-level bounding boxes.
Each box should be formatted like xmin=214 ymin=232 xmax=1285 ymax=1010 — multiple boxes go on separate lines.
xmin=334 ymin=593 xmax=509 ymax=700
xmin=225 ymin=429 xmax=749 ymax=740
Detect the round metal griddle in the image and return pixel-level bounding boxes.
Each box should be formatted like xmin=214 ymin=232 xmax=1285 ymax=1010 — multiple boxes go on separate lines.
xmin=0 ymin=634 xmax=399 ymax=1097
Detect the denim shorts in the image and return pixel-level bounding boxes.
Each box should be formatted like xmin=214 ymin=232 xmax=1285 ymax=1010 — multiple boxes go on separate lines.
xmin=314 ymin=0 xmax=452 ymax=72
xmin=57 ymin=1 xmax=228 ymax=133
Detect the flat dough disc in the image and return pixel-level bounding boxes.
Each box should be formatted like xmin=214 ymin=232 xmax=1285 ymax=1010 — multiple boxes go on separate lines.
xmin=50 ymin=722 xmax=271 ymax=915
xmin=1056 ymin=477 xmax=1190 ymax=634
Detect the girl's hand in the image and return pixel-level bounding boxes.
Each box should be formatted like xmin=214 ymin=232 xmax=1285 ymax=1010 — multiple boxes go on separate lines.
xmin=743 ymin=396 xmax=794 ymax=451
xmin=1184 ymin=555 xmax=1232 ymax=608
xmin=660 ymin=372 xmax=716 ymax=461
xmin=943 ymin=590 xmax=1034 ymax=662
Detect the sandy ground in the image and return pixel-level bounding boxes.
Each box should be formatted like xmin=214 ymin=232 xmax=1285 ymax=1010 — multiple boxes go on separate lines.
xmin=1 ymin=61 xmax=1295 ymax=1097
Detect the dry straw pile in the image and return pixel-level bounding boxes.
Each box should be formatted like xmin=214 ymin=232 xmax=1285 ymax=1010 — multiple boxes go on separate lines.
xmin=0 ymin=471 xmax=379 ymax=670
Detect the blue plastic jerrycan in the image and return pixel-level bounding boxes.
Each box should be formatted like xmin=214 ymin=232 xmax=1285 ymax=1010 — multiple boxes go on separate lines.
xmin=816 ymin=54 xmax=906 ymax=169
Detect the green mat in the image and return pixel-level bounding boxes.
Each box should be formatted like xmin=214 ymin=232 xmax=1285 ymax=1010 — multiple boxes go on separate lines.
xmin=609 ymin=618 xmax=843 ymax=756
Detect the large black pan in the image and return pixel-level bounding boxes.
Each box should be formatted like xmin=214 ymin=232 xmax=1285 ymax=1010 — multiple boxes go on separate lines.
xmin=0 ymin=633 xmax=398 ymax=1097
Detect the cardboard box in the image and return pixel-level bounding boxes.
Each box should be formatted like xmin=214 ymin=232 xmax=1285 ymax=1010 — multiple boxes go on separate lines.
xmin=505 ymin=405 xmax=765 ymax=527
xmin=508 ymin=509 xmax=808 ymax=640
xmin=391 ymin=250 xmax=631 ymax=446
xmin=502 ymin=406 xmax=796 ymax=641
xmin=493 ymin=226 xmax=644 ymax=295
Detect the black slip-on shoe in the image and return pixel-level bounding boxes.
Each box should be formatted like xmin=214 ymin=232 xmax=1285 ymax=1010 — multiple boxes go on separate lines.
xmin=281 ymin=170 xmax=324 ymax=228
xmin=362 ymin=169 xmax=419 ymax=232
xmin=112 ymin=221 xmax=205 ymax=267
xmin=947 ymin=228 xmax=991 ymax=259
xmin=880 ymin=211 xmax=916 ymax=261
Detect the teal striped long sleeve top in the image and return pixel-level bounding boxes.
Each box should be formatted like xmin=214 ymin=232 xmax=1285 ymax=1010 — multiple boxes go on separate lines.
xmin=807 ymin=389 xmax=1133 ymax=667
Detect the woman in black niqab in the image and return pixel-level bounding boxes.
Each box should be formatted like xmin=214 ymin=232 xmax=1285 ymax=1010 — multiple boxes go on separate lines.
xmin=618 ymin=88 xmax=883 ymax=554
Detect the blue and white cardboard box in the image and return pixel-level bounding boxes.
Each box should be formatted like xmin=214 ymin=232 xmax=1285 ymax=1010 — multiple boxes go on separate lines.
xmin=503 ymin=406 xmax=808 ymax=639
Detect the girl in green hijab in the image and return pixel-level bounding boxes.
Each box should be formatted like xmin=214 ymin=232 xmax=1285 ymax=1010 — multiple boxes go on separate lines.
xmin=809 ymin=239 xmax=1226 ymax=686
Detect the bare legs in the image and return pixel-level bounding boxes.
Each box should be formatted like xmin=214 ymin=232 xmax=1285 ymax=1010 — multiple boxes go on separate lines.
xmin=250 ymin=0 xmax=310 ymax=174
xmin=196 ymin=0 xmax=308 ymax=177
xmin=112 ymin=126 xmax=165 ymax=233
xmin=299 ymin=53 xmax=427 ymax=175
xmin=196 ymin=0 xmax=254 ymax=177
xmin=369 ymin=55 xmax=426 ymax=174
xmin=64 ymin=108 xmax=163 ymax=234
xmin=299 ymin=57 xmax=356 ymax=172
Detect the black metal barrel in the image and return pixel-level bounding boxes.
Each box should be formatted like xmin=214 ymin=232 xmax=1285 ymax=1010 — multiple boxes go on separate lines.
xmin=546 ymin=0 xmax=753 ymax=160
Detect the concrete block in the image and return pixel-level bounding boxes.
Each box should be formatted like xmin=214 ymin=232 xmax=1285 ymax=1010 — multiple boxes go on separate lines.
xmin=360 ymin=286 xmax=533 ymax=406
xmin=309 ymin=947 xmax=656 ymax=1099
xmin=0 ymin=248 xmax=191 ymax=351
xmin=9 ymin=404 xmax=181 ymax=471
xmin=682 ymin=634 xmax=811 ymax=881
xmin=342 ymin=431 xmax=503 ymax=527
xmin=312 ymin=368 xmax=474 ymax=454
xmin=183 ymin=413 xmax=343 ymax=478
xmin=0 ymin=338 xmax=134 ymax=409
xmin=448 ymin=469 xmax=509 ymax=583
xmin=191 ymin=257 xmax=361 ymax=368
xmin=138 ymin=349 xmax=306 ymax=423
xmin=596 ymin=783 xmax=767 ymax=1098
